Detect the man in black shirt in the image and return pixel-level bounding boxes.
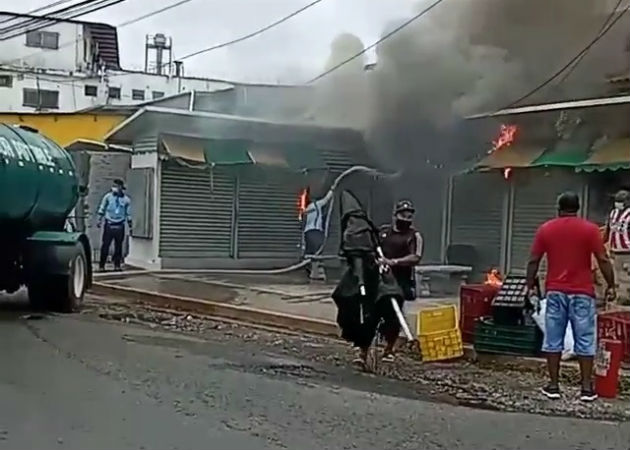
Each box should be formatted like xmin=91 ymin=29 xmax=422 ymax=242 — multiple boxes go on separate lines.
xmin=377 ymin=199 xmax=423 ymax=361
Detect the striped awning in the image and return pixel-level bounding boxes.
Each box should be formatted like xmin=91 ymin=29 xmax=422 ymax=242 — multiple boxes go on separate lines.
xmin=576 ymin=138 xmax=630 ymax=172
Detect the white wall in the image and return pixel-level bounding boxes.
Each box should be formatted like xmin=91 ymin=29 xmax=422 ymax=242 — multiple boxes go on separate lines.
xmin=127 ymin=152 xmax=161 ymax=270
xmin=0 ymin=68 xmax=233 ymax=112
xmin=0 ymin=16 xmax=82 ymax=72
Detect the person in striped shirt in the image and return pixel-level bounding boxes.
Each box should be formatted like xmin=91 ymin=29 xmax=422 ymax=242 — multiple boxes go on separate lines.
xmin=605 ymin=190 xmax=630 ymax=304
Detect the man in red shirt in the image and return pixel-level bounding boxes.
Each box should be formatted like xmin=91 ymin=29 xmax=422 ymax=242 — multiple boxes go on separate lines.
xmin=527 ymin=191 xmax=615 ymax=402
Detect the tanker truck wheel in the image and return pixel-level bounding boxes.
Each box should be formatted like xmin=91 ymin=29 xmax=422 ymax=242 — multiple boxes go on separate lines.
xmin=27 ymin=243 xmax=88 ymax=313
xmin=54 ymin=243 xmax=88 ymax=313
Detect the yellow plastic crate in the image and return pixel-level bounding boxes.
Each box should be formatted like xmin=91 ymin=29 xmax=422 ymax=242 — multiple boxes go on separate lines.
xmin=417 ymin=305 xmax=458 ymax=335
xmin=418 ymin=329 xmax=464 ymax=362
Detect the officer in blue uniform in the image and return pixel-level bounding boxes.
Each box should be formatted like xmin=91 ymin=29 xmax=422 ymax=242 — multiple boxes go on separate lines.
xmin=97 ymin=179 xmax=132 ymax=271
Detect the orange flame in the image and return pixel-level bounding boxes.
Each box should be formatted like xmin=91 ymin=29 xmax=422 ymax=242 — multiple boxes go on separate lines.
xmin=485 ymin=268 xmax=503 ymax=287
xmin=492 ymin=124 xmax=518 ymax=153
xmin=297 ymin=188 xmax=309 ymax=220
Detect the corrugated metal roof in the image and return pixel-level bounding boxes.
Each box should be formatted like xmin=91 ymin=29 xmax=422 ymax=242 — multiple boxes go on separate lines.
xmin=466 ymin=95 xmax=630 ymax=119
xmin=105 ymin=106 xmax=366 ymax=150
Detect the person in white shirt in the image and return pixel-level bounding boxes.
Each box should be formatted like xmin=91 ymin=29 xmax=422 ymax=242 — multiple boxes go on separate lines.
xmin=303 ymin=179 xmax=338 ymax=256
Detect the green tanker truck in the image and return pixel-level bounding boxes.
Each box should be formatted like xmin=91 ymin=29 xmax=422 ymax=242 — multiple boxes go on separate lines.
xmin=0 ymin=123 xmax=91 ymax=312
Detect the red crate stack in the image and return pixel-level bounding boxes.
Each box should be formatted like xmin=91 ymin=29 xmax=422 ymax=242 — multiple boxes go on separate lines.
xmin=460 ymin=284 xmax=500 ymax=343
xmin=597 ymin=310 xmax=630 ymax=364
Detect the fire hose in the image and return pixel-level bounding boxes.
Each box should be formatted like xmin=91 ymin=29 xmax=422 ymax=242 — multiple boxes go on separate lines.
xmin=104 ymin=165 xmax=399 ymax=278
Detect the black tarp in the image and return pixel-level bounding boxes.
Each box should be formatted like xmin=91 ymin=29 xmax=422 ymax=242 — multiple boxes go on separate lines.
xmin=331 ymin=191 xmax=403 ymax=348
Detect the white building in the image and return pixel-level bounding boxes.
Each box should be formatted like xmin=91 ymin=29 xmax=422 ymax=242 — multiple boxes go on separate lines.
xmin=0 ymin=11 xmax=233 ymax=112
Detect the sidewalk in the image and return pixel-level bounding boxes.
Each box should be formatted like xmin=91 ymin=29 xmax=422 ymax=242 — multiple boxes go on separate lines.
xmin=92 ymin=272 xmax=459 ymax=336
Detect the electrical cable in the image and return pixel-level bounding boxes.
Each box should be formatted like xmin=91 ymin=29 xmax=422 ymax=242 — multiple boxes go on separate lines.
xmin=0 ymin=0 xmax=78 ymax=25
xmin=1 ymin=0 xmax=105 ymax=37
xmin=2 ymin=0 xmax=198 ymax=66
xmin=307 ymin=0 xmax=446 ymax=83
xmin=497 ymin=4 xmax=629 ymax=110
xmin=1 ymin=0 xmax=127 ymax=41
xmin=116 ymin=0 xmax=194 ymax=27
xmin=556 ymin=0 xmax=625 ymax=85
xmin=177 ymin=0 xmax=324 ymax=61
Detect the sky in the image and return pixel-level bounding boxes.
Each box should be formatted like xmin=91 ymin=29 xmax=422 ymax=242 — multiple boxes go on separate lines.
xmin=6 ymin=0 xmax=420 ymax=83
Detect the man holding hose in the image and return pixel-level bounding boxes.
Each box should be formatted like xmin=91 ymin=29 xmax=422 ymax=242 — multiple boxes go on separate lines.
xmin=303 ymin=178 xmax=339 ymax=256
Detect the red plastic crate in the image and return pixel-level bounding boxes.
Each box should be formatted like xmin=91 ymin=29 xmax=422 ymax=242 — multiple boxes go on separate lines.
xmin=460 ymin=284 xmax=500 ymax=343
xmin=597 ymin=310 xmax=630 ymax=364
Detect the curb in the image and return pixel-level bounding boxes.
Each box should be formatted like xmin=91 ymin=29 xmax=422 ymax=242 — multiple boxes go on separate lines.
xmin=90 ymin=282 xmax=341 ymax=338
xmin=89 ymin=282 xmax=629 ymax=375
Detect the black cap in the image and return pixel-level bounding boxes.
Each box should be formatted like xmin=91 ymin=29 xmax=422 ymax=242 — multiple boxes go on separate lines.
xmin=394 ymin=199 xmax=415 ymax=214
xmin=113 ymin=178 xmax=125 ymax=188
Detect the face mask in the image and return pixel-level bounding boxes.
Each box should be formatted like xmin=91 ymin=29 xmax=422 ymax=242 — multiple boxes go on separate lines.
xmin=615 ymin=202 xmax=625 ymax=210
xmin=396 ymin=219 xmax=412 ymax=231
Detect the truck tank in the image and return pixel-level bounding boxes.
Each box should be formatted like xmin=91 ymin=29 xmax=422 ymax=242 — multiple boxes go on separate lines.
xmin=0 ymin=123 xmax=78 ymax=232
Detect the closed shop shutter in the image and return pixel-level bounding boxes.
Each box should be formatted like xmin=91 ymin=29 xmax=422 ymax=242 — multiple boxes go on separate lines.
xmin=450 ymin=172 xmax=506 ymax=273
xmin=159 ymin=162 xmax=235 ymax=258
xmin=237 ymin=172 xmax=302 ymax=258
xmin=509 ymin=169 xmax=584 ymax=272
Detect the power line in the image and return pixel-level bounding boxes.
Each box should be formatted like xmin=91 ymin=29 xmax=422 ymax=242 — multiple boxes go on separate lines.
xmin=499 ymin=4 xmax=629 ymax=110
xmin=0 ymin=0 xmax=127 ymax=41
xmin=556 ymin=0 xmax=625 ymax=85
xmin=0 ymin=0 xmax=77 ymax=26
xmin=2 ymin=0 xmax=196 ymax=65
xmin=307 ymin=0 xmax=446 ymax=83
xmin=1 ymin=0 xmax=107 ymax=37
xmin=117 ymin=0 xmax=194 ymax=27
xmin=178 ymin=0 xmax=324 ymax=61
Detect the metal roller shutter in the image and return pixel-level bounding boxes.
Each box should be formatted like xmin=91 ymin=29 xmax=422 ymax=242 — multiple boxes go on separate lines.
xmin=450 ymin=172 xmax=506 ymax=273
xmin=237 ymin=173 xmax=302 ymax=258
xmin=509 ymin=169 xmax=584 ymax=272
xmin=159 ymin=162 xmax=235 ymax=258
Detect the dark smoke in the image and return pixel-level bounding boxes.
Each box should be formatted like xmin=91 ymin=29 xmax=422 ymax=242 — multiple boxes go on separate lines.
xmin=306 ymin=0 xmax=628 ymax=262
xmin=310 ymin=0 xmax=628 ymax=170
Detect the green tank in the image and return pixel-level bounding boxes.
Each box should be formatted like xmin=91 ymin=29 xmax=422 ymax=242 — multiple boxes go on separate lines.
xmin=0 ymin=123 xmax=91 ymax=312
xmin=0 ymin=123 xmax=78 ymax=229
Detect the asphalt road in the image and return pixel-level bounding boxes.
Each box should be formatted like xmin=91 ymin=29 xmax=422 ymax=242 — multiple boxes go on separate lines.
xmin=1 ymin=296 xmax=629 ymax=450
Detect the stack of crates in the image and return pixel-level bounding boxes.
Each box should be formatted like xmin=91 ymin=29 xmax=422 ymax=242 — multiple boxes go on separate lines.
xmin=417 ymin=305 xmax=464 ymax=362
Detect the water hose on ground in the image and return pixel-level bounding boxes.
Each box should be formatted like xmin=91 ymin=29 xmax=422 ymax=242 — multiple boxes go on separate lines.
xmin=94 ymin=165 xmax=400 ymax=280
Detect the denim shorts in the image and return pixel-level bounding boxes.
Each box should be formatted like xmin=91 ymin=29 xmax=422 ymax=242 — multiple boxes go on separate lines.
xmin=543 ymin=291 xmax=596 ymax=357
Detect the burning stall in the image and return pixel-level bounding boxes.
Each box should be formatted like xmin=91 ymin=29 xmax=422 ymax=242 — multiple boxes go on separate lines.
xmin=104 ymin=106 xmax=391 ymax=270
xmin=446 ymin=96 xmax=630 ymax=279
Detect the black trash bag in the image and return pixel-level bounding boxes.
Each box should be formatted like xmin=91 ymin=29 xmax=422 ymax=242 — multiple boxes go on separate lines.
xmin=331 ymin=190 xmax=403 ymax=348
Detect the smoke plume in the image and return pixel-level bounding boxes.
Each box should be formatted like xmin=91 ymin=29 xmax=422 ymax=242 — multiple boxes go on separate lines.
xmin=309 ymin=0 xmax=628 ymax=170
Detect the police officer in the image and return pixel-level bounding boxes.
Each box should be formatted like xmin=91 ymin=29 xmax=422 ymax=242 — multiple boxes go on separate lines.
xmin=97 ymin=179 xmax=132 ymax=271
xmin=377 ymin=199 xmax=423 ymax=361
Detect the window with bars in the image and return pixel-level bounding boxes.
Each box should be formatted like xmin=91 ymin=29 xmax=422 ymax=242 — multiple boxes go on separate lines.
xmin=152 ymin=90 xmax=165 ymax=100
xmin=108 ymin=87 xmax=121 ymax=99
xmin=132 ymin=89 xmax=145 ymax=100
xmin=0 ymin=75 xmax=12 ymax=88
xmin=25 ymin=31 xmax=59 ymax=49
xmin=23 ymin=88 xmax=59 ymax=109
xmin=84 ymin=85 xmax=98 ymax=97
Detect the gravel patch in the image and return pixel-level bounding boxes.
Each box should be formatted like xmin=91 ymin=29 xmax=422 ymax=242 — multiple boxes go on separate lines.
xmin=89 ymin=299 xmax=630 ymax=422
